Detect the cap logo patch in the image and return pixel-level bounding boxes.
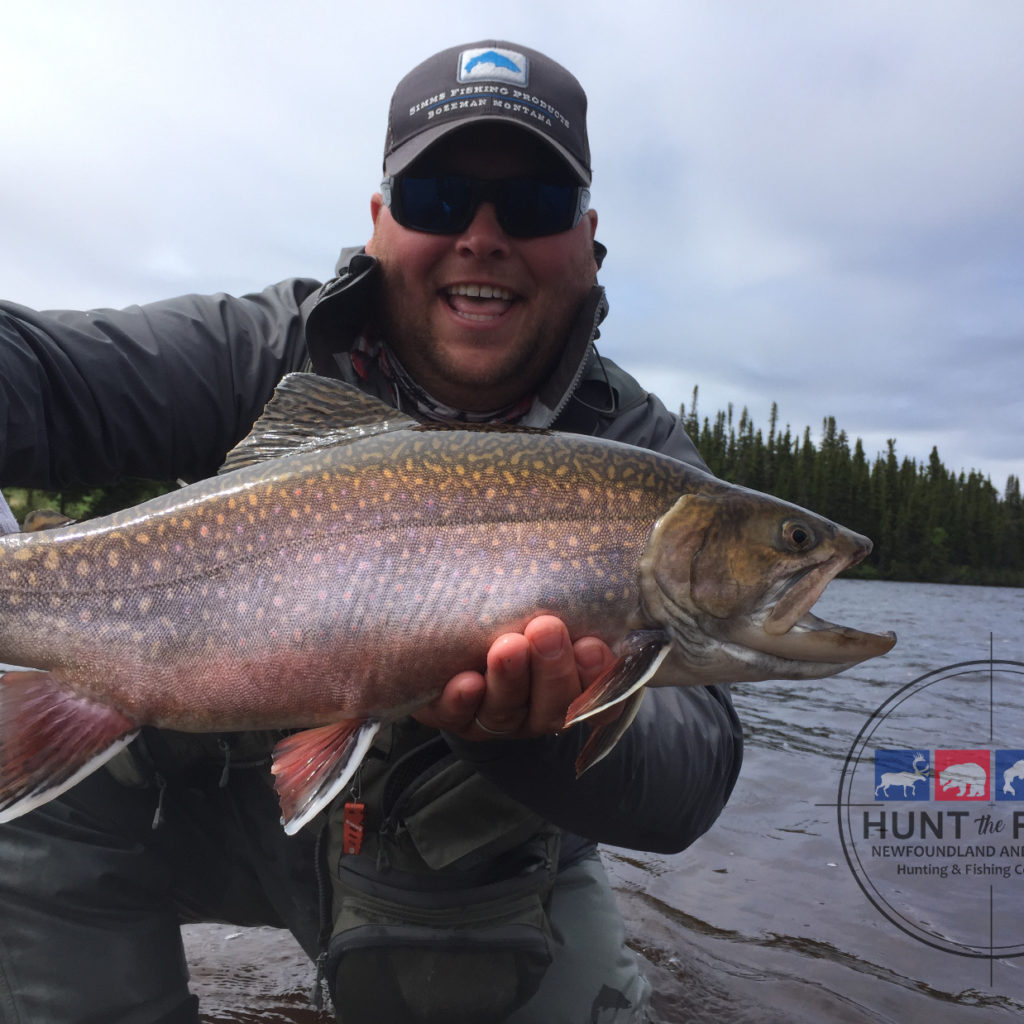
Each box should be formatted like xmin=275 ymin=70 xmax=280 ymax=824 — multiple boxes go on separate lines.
xmin=458 ymin=48 xmax=529 ymax=86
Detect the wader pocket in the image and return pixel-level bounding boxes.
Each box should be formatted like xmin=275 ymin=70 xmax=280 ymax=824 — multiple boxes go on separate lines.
xmin=327 ymin=859 xmax=555 ymax=1024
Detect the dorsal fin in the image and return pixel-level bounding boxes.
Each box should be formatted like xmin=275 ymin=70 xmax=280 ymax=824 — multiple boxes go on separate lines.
xmin=0 ymin=491 xmax=18 ymax=536
xmin=220 ymin=373 xmax=416 ymax=473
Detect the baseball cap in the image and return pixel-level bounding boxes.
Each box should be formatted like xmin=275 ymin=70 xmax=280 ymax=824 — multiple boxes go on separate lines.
xmin=384 ymin=41 xmax=591 ymax=185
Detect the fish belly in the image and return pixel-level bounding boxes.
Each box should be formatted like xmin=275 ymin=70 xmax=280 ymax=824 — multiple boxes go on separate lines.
xmin=0 ymin=509 xmax=646 ymax=732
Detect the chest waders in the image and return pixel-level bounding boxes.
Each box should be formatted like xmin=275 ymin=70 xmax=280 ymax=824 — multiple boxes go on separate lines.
xmin=322 ymin=720 xmax=562 ymax=1023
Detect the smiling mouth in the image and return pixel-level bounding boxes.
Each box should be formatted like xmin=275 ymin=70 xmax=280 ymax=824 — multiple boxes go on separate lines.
xmin=445 ymin=283 xmax=518 ymax=321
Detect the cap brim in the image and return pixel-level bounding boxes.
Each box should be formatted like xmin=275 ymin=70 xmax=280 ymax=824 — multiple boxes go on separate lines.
xmin=384 ymin=116 xmax=591 ymax=185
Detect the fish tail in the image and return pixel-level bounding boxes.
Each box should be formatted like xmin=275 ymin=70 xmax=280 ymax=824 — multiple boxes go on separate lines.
xmin=272 ymin=718 xmax=381 ymax=835
xmin=0 ymin=670 xmax=139 ymax=822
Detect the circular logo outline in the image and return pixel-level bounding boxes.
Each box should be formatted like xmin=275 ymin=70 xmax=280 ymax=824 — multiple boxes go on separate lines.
xmin=837 ymin=658 xmax=1024 ymax=959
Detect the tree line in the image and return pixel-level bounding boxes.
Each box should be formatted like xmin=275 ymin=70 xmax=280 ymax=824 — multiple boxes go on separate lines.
xmin=680 ymin=388 xmax=1023 ymax=587
xmin=4 ymin=390 xmax=1022 ymax=587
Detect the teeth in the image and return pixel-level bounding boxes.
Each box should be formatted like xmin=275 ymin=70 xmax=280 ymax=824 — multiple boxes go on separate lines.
xmin=447 ymin=283 xmax=514 ymax=301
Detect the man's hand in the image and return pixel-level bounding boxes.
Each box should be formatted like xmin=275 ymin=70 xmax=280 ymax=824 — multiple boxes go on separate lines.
xmin=413 ymin=615 xmax=617 ymax=741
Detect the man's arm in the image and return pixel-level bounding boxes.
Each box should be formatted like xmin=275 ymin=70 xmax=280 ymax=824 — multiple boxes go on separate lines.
xmin=0 ymin=279 xmax=318 ymax=488
xmin=419 ymin=616 xmax=743 ymax=854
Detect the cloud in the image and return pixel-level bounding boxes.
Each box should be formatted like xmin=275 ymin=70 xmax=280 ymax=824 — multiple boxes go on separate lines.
xmin=1 ymin=0 xmax=1021 ymax=487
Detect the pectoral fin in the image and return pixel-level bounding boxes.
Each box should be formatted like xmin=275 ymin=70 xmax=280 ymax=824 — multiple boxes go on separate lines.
xmin=574 ymin=688 xmax=647 ymax=778
xmin=563 ymin=630 xmax=670 ymax=777
xmin=271 ymin=718 xmax=381 ymax=835
xmin=563 ymin=630 xmax=670 ymax=727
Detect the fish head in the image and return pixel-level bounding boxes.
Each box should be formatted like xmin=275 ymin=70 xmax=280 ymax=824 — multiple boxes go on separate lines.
xmin=640 ymin=485 xmax=896 ymax=683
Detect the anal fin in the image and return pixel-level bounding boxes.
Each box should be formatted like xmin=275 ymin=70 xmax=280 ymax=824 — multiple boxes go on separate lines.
xmin=0 ymin=670 xmax=139 ymax=822
xmin=271 ymin=718 xmax=381 ymax=835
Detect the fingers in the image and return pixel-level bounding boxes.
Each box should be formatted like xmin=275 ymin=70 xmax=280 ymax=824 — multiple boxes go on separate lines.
xmin=414 ymin=616 xmax=619 ymax=743
xmin=412 ymin=671 xmax=486 ymax=734
xmin=476 ymin=618 xmax=575 ymax=737
xmin=572 ymin=635 xmax=617 ymax=688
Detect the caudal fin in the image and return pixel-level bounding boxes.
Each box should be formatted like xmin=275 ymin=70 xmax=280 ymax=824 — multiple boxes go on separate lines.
xmin=0 ymin=670 xmax=139 ymax=821
xmin=271 ymin=718 xmax=381 ymax=835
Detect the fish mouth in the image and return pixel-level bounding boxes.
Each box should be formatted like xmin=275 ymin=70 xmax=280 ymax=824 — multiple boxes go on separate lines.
xmin=737 ymin=549 xmax=896 ymax=664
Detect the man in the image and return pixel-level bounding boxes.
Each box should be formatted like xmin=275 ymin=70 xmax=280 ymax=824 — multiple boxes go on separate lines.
xmin=0 ymin=41 xmax=742 ymax=1023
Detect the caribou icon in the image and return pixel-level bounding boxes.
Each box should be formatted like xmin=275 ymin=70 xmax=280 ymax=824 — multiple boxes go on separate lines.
xmin=875 ymin=753 xmax=929 ymax=798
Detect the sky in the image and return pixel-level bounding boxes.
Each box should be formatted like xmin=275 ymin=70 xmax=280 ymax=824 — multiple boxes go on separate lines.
xmin=2 ymin=0 xmax=1022 ymax=491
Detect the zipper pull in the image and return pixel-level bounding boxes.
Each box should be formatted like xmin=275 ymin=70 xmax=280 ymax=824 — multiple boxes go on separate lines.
xmin=311 ymin=951 xmax=328 ymax=1010
xmin=217 ymin=737 xmax=232 ymax=787
xmin=342 ymin=801 xmax=365 ymax=856
xmin=151 ymin=772 xmax=167 ymax=830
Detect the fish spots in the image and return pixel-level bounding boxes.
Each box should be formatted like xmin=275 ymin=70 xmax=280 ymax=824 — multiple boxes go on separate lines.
xmin=76 ymin=559 xmax=91 ymax=578
xmin=138 ymin=595 xmax=153 ymax=614
xmin=45 ymin=549 xmax=61 ymax=571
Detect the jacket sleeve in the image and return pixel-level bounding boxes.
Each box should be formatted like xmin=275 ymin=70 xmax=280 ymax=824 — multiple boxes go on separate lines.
xmin=448 ymin=367 xmax=743 ymax=854
xmin=0 ymin=278 xmax=319 ymax=489
xmin=447 ymin=683 xmax=742 ymax=853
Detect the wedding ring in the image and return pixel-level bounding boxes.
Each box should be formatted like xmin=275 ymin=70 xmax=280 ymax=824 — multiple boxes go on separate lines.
xmin=474 ymin=716 xmax=515 ymax=736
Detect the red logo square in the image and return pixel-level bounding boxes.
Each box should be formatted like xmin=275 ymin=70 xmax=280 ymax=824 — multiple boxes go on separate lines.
xmin=934 ymin=749 xmax=991 ymax=800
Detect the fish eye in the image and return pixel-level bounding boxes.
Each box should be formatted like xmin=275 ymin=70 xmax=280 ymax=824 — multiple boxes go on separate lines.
xmin=782 ymin=520 xmax=816 ymax=551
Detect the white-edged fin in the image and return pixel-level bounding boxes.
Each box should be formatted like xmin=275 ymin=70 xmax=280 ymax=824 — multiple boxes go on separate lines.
xmin=0 ymin=732 xmax=139 ymax=822
xmin=0 ymin=670 xmax=140 ymax=822
xmin=0 ymin=489 xmax=18 ymax=535
xmin=564 ymin=630 xmax=670 ymax=728
xmin=271 ymin=718 xmax=381 ymax=835
xmin=575 ymin=688 xmax=647 ymax=778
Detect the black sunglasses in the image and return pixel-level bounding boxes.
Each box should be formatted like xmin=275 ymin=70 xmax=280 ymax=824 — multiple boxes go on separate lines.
xmin=381 ymin=174 xmax=590 ymax=238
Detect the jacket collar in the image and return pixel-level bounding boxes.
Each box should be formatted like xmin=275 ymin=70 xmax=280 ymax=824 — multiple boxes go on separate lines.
xmin=302 ymin=246 xmax=609 ymax=429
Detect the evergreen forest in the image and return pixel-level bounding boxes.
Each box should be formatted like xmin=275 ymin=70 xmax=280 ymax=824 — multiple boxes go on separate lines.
xmin=4 ymin=390 xmax=1022 ymax=587
xmin=680 ymin=388 xmax=1022 ymax=587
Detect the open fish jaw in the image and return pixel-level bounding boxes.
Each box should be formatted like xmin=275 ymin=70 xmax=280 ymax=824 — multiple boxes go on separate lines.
xmin=641 ymin=491 xmax=895 ymax=680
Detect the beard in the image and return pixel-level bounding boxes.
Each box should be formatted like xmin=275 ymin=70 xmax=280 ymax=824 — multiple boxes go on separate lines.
xmin=372 ymin=266 xmax=582 ymax=414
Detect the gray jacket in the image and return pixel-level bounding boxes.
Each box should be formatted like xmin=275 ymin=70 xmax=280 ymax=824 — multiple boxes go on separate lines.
xmin=0 ymin=246 xmax=741 ymax=854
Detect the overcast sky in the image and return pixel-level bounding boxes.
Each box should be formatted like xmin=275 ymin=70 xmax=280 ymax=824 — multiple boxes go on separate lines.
xmin=2 ymin=1 xmax=1021 ymax=490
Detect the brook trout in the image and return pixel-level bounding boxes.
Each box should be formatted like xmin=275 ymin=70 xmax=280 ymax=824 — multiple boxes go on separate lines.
xmin=0 ymin=374 xmax=895 ymax=833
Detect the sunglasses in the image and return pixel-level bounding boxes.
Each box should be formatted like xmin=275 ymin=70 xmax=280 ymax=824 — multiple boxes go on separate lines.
xmin=381 ymin=174 xmax=590 ymax=238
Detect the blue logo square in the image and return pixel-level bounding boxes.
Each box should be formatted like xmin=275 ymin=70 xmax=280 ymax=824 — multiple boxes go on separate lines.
xmin=873 ymin=750 xmax=930 ymax=800
xmin=995 ymin=750 xmax=1024 ymax=801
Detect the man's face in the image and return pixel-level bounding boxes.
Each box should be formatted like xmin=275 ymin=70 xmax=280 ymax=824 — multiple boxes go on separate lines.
xmin=366 ymin=125 xmax=599 ymax=412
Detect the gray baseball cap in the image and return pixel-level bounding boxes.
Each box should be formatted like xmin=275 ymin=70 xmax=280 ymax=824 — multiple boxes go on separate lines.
xmin=384 ymin=41 xmax=592 ymax=185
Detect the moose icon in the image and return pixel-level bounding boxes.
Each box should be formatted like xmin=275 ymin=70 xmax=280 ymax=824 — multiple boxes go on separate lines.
xmin=875 ymin=753 xmax=929 ymax=798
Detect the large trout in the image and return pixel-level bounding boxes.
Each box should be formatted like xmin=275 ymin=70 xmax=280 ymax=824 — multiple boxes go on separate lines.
xmin=0 ymin=374 xmax=895 ymax=832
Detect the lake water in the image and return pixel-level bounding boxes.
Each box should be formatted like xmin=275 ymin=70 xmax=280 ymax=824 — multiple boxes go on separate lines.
xmin=183 ymin=579 xmax=1024 ymax=1023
